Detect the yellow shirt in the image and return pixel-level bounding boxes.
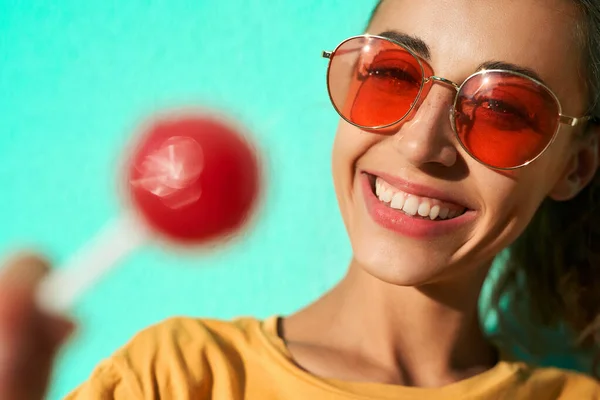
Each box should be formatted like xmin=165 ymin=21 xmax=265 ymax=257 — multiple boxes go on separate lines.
xmin=66 ymin=316 xmax=599 ymax=399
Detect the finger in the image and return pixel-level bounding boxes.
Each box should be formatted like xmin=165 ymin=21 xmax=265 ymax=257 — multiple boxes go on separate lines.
xmin=41 ymin=313 xmax=76 ymax=348
xmin=0 ymin=253 xmax=73 ymax=400
xmin=0 ymin=252 xmax=50 ymax=289
xmin=0 ymin=253 xmax=51 ymax=340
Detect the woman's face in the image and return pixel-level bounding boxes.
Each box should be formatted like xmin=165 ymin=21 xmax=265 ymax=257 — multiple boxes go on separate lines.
xmin=332 ymin=0 xmax=589 ymax=285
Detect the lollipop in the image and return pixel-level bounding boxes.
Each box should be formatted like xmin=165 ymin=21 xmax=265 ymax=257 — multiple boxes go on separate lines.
xmin=36 ymin=111 xmax=261 ymax=314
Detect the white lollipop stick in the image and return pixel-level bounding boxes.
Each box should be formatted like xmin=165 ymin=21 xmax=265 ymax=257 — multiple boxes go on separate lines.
xmin=36 ymin=213 xmax=150 ymax=315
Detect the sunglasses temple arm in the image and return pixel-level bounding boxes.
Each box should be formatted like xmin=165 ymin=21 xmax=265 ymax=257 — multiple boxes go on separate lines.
xmin=559 ymin=115 xmax=592 ymax=127
xmin=322 ymin=48 xmax=363 ymax=59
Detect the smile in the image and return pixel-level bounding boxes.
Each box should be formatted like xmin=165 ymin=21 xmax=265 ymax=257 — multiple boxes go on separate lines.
xmin=374 ymin=177 xmax=467 ymax=221
xmin=361 ymin=172 xmax=476 ymax=238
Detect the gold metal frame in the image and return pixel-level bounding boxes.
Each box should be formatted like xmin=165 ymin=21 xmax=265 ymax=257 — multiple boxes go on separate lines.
xmin=322 ymin=34 xmax=593 ymax=170
xmin=322 ymin=36 xmax=429 ymax=132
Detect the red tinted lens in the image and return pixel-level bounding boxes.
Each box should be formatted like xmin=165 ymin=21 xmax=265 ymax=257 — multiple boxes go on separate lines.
xmin=455 ymin=71 xmax=560 ymax=168
xmin=327 ymin=36 xmax=424 ymax=128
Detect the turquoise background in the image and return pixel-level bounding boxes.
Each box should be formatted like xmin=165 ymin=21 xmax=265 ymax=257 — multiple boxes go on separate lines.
xmin=0 ymin=1 xmax=593 ymax=398
xmin=1 ymin=1 xmax=373 ymax=398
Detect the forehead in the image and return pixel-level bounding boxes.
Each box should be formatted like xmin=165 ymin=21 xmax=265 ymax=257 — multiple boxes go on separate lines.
xmin=369 ymin=0 xmax=584 ymax=105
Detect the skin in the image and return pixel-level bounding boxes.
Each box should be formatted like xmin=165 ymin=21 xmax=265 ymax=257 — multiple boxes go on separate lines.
xmin=0 ymin=0 xmax=599 ymax=398
xmin=283 ymin=0 xmax=599 ymax=388
xmin=0 ymin=255 xmax=73 ymax=400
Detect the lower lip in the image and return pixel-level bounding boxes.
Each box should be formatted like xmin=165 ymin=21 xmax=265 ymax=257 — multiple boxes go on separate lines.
xmin=361 ymin=173 xmax=476 ymax=239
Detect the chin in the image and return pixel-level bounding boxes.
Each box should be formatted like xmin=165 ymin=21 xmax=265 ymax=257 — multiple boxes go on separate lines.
xmin=350 ymin=233 xmax=453 ymax=287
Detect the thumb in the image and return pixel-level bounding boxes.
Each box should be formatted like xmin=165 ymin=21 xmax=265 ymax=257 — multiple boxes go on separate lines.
xmin=0 ymin=252 xmax=74 ymax=400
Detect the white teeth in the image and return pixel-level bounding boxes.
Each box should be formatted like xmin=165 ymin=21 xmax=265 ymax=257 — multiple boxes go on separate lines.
xmin=381 ymin=189 xmax=393 ymax=203
xmin=376 ymin=180 xmax=383 ymax=196
xmin=429 ymin=205 xmax=440 ymax=220
xmin=402 ymin=197 xmax=420 ymax=216
xmin=417 ymin=201 xmax=431 ymax=217
xmin=439 ymin=207 xmax=450 ymax=219
xmin=390 ymin=193 xmax=405 ymax=210
xmin=374 ymin=177 xmax=466 ymax=220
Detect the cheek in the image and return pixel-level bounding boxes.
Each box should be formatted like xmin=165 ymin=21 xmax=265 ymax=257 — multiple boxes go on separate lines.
xmin=477 ymin=127 xmax=573 ymax=213
xmin=331 ymin=123 xmax=384 ymax=228
xmin=331 ymin=122 xmax=378 ymax=185
xmin=476 ymin=166 xmax=557 ymax=241
xmin=486 ymin=182 xmax=541 ymax=221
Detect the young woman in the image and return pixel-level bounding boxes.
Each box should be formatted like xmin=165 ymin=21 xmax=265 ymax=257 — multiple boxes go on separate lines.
xmin=1 ymin=0 xmax=599 ymax=398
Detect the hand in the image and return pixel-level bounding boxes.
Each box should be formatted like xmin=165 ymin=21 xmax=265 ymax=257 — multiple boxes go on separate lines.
xmin=0 ymin=253 xmax=75 ymax=400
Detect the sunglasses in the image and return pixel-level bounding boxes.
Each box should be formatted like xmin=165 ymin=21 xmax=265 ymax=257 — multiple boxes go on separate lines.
xmin=322 ymin=35 xmax=593 ymax=170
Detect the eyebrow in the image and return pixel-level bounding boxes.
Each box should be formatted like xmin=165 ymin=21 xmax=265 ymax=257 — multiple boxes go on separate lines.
xmin=378 ymin=30 xmax=431 ymax=60
xmin=476 ymin=61 xmax=545 ymax=83
xmin=376 ymin=30 xmax=546 ymax=84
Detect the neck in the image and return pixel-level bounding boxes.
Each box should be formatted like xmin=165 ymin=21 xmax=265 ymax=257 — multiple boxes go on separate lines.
xmin=284 ymin=259 xmax=498 ymax=387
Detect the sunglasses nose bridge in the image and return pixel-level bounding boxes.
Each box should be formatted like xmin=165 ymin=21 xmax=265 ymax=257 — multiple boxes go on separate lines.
xmin=412 ymin=76 xmax=462 ymax=150
xmin=421 ymin=75 xmax=461 ymax=126
xmin=424 ymin=76 xmax=461 ymax=92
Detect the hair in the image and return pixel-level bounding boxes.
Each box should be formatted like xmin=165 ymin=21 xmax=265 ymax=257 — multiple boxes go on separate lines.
xmin=368 ymin=0 xmax=600 ymax=376
xmin=495 ymin=0 xmax=600 ymax=376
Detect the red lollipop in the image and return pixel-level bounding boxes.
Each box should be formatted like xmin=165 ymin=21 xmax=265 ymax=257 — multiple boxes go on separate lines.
xmin=37 ymin=111 xmax=261 ymax=314
xmin=128 ymin=115 xmax=259 ymax=243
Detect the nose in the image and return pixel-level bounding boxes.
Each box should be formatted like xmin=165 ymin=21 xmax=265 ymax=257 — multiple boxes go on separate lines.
xmin=391 ymin=85 xmax=458 ymax=168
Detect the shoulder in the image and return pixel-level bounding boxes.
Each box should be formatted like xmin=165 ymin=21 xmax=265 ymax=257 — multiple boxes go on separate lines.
xmin=515 ymin=363 xmax=600 ymax=399
xmin=112 ymin=315 xmax=270 ymax=371
xmin=122 ymin=315 xmax=264 ymax=348
xmin=67 ymin=316 xmax=273 ymax=400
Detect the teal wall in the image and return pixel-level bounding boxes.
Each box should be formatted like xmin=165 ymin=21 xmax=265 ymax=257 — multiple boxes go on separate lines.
xmin=0 ymin=1 xmax=593 ymax=398
xmin=1 ymin=1 xmax=375 ymax=398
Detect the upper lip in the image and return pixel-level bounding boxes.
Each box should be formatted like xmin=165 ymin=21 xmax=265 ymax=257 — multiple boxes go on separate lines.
xmin=364 ymin=170 xmax=476 ymax=210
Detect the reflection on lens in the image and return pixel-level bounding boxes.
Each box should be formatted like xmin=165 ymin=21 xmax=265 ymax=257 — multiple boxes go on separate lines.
xmin=327 ymin=36 xmax=424 ymax=128
xmin=454 ymin=71 xmax=560 ymax=168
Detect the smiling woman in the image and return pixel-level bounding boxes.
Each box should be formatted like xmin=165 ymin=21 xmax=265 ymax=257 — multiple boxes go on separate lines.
xmin=1 ymin=0 xmax=600 ymax=399
xmin=337 ymin=0 xmax=600 ymax=369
